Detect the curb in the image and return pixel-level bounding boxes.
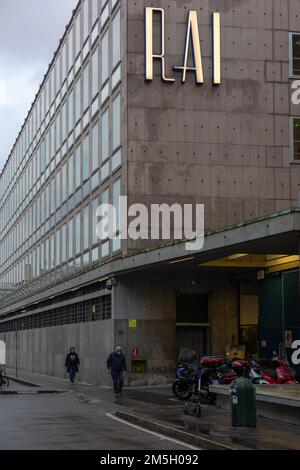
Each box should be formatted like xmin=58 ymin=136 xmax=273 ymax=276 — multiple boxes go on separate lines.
xmin=0 ymin=390 xmax=61 ymax=395
xmin=7 ymin=376 xmax=40 ymax=388
xmin=115 ymin=410 xmax=251 ymax=451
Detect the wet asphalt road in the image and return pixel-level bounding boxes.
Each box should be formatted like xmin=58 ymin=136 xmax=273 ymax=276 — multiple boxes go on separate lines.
xmin=0 ymin=391 xmax=195 ymax=450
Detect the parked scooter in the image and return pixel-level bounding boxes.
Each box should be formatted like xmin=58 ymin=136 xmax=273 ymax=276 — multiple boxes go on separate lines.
xmin=246 ymin=360 xmax=270 ymax=385
xmin=258 ymin=358 xmax=299 ymax=385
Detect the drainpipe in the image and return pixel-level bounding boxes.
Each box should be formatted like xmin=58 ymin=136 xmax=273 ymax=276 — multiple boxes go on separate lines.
xmin=15 ymin=328 xmax=18 ymax=379
xmin=237 ymin=281 xmax=241 ymax=345
xmin=281 ymin=272 xmax=285 ymax=354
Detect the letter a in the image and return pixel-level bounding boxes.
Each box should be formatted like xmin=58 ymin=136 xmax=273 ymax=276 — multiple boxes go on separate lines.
xmin=174 ymin=11 xmax=204 ymax=84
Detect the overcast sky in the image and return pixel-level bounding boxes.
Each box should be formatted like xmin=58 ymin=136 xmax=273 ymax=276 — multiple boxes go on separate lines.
xmin=0 ymin=0 xmax=78 ymax=171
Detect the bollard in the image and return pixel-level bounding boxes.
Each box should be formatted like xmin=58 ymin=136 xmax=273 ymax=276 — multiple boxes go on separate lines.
xmin=230 ymin=377 xmax=257 ymax=427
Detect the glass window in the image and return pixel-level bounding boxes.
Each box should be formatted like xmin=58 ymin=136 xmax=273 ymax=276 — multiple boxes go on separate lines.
xmin=75 ymin=12 xmax=81 ymax=57
xmin=61 ymin=101 xmax=67 ymax=143
xmin=101 ymin=108 xmax=109 ymax=162
xmin=68 ymin=218 xmax=74 ymax=259
xmin=56 ymin=229 xmax=60 ymax=267
xmin=68 ymin=26 xmax=74 ymax=70
xmin=101 ymin=30 xmax=109 ymax=84
xmin=50 ymin=178 xmax=55 ymax=214
xmin=113 ymin=178 xmax=121 ymax=231
xmin=83 ymin=0 xmax=89 ymax=42
xmin=62 ymin=162 xmax=67 ymax=202
xmin=56 ymin=170 xmax=61 ymax=209
xmin=75 ymin=79 xmax=81 ymax=122
xmin=68 ymin=154 xmax=74 ymax=196
xmin=75 ymin=145 xmax=81 ymax=188
xmin=92 ymin=0 xmax=99 ymax=25
xmin=293 ymin=117 xmax=300 ymax=160
xmin=83 ymin=205 xmax=89 ymax=250
xmin=68 ymin=89 xmax=74 ymax=133
xmin=62 ymin=41 xmax=67 ymax=81
xmin=56 ymin=54 xmax=61 ymax=91
xmin=61 ymin=224 xmax=67 ymax=263
xmin=112 ymin=10 xmax=121 ymax=68
xmin=75 ymin=212 xmax=81 ymax=254
xmin=112 ymin=94 xmax=121 ymax=150
xmin=92 ymin=122 xmax=99 ymax=172
xmin=83 ymin=64 xmax=90 ymax=111
xmin=56 ymin=111 xmax=61 ymax=152
xmin=291 ymin=33 xmax=300 ymax=77
xmin=92 ymin=47 xmax=99 ymax=98
xmin=92 ymin=197 xmax=99 ymax=245
xmin=82 ymin=134 xmax=90 ymax=181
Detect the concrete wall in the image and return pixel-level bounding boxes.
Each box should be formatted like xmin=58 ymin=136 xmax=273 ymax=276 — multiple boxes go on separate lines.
xmin=125 ymin=0 xmax=300 ymax=252
xmin=0 ymin=319 xmax=114 ymax=385
xmin=114 ymin=275 xmax=177 ymax=385
xmin=114 ymin=272 xmax=238 ymax=384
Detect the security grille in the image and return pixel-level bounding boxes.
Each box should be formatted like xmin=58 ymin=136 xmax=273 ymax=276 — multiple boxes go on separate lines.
xmin=0 ymin=295 xmax=111 ymax=333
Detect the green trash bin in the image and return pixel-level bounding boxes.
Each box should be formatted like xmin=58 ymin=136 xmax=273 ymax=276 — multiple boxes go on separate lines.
xmin=230 ymin=377 xmax=257 ymax=427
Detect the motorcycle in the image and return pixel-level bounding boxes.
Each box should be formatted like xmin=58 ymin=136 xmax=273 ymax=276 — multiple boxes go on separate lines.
xmin=258 ymin=358 xmax=298 ymax=385
xmin=172 ymin=361 xmax=198 ymax=400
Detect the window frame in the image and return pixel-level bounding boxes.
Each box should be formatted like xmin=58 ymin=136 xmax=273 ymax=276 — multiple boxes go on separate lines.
xmin=289 ymin=32 xmax=300 ymax=78
xmin=290 ymin=116 xmax=300 ymax=162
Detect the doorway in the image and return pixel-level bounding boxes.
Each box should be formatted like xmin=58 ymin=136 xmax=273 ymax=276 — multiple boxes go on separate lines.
xmin=176 ymin=295 xmax=209 ymax=361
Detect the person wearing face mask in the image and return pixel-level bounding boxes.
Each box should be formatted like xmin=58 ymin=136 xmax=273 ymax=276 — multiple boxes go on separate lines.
xmin=106 ymin=346 xmax=127 ymax=397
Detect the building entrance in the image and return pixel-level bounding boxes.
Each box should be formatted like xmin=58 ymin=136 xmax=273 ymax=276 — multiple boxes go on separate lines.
xmin=176 ymin=295 xmax=209 ymax=361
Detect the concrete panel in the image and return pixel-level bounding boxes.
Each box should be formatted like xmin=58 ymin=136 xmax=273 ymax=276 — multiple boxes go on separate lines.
xmin=266 ymin=61 xmax=282 ymax=82
xmin=289 ymin=0 xmax=300 ymax=31
xmin=274 ymin=31 xmax=289 ymax=62
xmin=274 ymin=83 xmax=290 ymax=115
xmin=275 ymin=168 xmax=292 ymax=199
xmin=273 ymin=0 xmax=289 ymax=30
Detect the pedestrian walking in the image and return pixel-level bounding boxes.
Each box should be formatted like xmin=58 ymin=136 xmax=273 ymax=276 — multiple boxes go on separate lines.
xmin=107 ymin=346 xmax=127 ymax=397
xmin=65 ymin=347 xmax=80 ymax=383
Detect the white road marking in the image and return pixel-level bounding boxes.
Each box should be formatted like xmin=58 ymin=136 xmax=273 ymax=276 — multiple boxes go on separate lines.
xmin=106 ymin=413 xmax=201 ymax=450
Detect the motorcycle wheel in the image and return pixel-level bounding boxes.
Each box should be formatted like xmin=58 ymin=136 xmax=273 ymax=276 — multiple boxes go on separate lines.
xmin=200 ymin=381 xmax=217 ymax=404
xmin=172 ymin=379 xmax=192 ymax=400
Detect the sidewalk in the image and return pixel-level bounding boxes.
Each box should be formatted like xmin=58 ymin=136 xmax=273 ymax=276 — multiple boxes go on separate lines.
xmin=7 ymin=368 xmax=300 ymax=450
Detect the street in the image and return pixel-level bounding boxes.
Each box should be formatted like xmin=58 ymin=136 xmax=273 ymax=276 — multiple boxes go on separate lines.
xmin=0 ymin=385 xmax=196 ymax=450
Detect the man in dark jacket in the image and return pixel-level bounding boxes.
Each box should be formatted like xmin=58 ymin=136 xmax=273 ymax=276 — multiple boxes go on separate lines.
xmin=65 ymin=347 xmax=80 ymax=383
xmin=107 ymin=346 xmax=127 ymax=397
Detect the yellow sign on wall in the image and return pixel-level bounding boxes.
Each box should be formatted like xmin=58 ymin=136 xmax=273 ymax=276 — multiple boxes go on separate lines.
xmin=129 ymin=319 xmax=137 ymax=329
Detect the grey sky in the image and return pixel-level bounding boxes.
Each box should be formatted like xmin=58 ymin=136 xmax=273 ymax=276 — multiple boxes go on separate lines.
xmin=0 ymin=0 xmax=78 ymax=171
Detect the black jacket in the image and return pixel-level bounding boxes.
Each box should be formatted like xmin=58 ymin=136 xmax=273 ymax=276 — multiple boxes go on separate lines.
xmin=65 ymin=353 xmax=80 ymax=372
xmin=107 ymin=352 xmax=127 ymax=372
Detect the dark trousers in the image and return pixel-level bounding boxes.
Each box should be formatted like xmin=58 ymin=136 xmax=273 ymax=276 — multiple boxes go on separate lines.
xmin=111 ymin=371 xmax=124 ymax=394
xmin=69 ymin=367 xmax=77 ymax=382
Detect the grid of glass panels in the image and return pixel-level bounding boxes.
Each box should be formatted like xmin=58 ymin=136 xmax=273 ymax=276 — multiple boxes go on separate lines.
xmin=0 ymin=0 xmax=123 ymax=307
xmin=290 ymin=33 xmax=300 ymax=77
xmin=292 ymin=117 xmax=300 ymax=160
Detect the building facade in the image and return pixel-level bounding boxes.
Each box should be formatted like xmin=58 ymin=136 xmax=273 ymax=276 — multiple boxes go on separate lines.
xmin=0 ymin=0 xmax=299 ymax=385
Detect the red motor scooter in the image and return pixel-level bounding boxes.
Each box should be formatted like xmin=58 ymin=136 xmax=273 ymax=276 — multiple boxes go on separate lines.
xmin=258 ymin=358 xmax=298 ymax=384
